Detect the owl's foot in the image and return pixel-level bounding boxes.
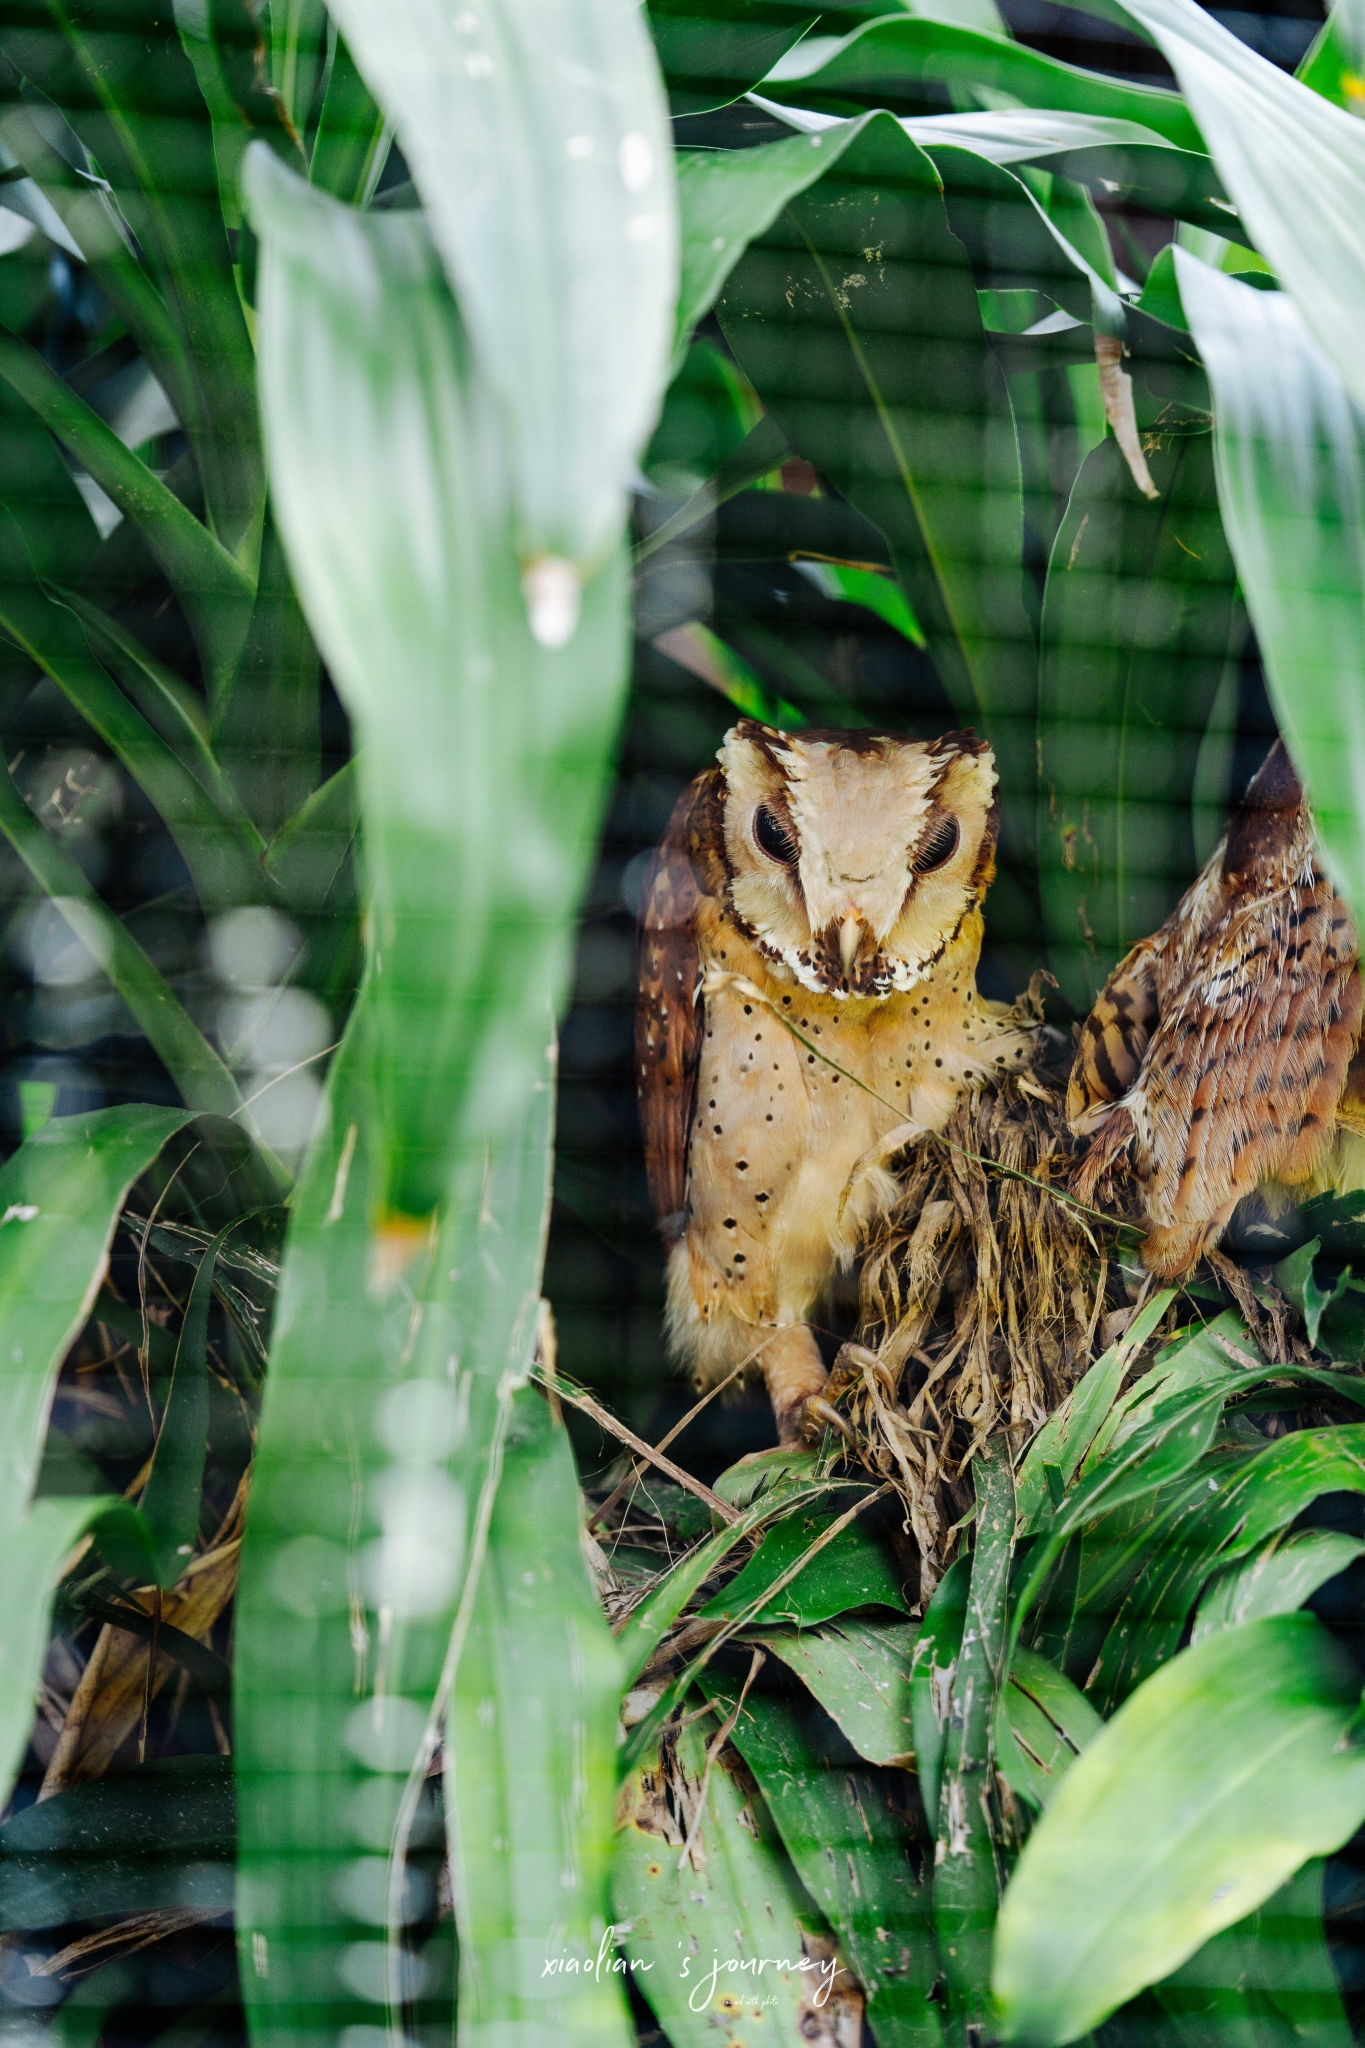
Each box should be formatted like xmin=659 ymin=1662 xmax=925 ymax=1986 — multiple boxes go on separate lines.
xmin=762 ymin=1324 xmax=853 ymax=1446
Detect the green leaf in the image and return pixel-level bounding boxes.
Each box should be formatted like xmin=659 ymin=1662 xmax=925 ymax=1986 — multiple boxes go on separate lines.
xmin=1153 ymin=1858 xmax=1352 ymax=2047
xmin=698 ymin=1505 xmax=910 ymax=1627
xmin=0 ymin=756 xmax=245 ymax=1118
xmin=615 ymin=1476 xmax=833 ymax=1689
xmin=701 ymin=1669 xmax=944 ymax=2046
xmin=760 ymin=15 xmax=1202 ymax=149
xmin=246 ymin=145 xmax=634 ymax=1224
xmin=0 ymin=519 xmax=264 ymax=913
xmin=446 ymin=1385 xmax=631 ymax=2048
xmin=647 ymin=0 xmax=821 ymax=117
xmin=634 ymin=412 xmax=790 ymax=558
xmin=0 ymin=323 xmax=255 ymax=694
xmin=0 ymin=377 xmax=98 ymax=591
xmin=995 ymin=1644 xmax=1103 ymax=1811
xmin=1089 ymin=1424 xmax=1365 ymax=1706
xmin=748 ymin=1615 xmax=918 ymax=1765
xmin=1193 ymin=1528 xmax=1365 ymax=1644
xmin=613 ymin=1711 xmax=848 ymax=2043
xmin=140 ymin=1218 xmax=236 ymax=1589
xmin=269 ymin=0 xmax=327 ymax=138
xmin=1037 ymin=427 xmax=1247 ymax=1011
xmin=1172 ymin=251 xmax=1365 ymax=922
xmin=0 ymin=1103 xmax=200 ymax=1804
xmin=707 ymin=111 xmax=1038 ymax=913
xmin=993 ymin=1614 xmax=1365 ymax=2045
xmin=24 ymin=0 xmax=265 ymax=558
xmin=212 ymin=508 xmax=322 ymax=835
xmin=0 ymin=1755 xmax=232 ymax=1928
xmin=1116 ymin=0 xmax=1365 ymax=417
xmin=934 ymin=1441 xmax=1015 ymax=2040
xmin=264 ymin=758 xmax=359 ymax=916
xmin=1015 ymin=1290 xmax=1177 ymax=1534
xmin=308 ymin=35 xmax=391 ymax=205
xmin=324 ymin=0 xmax=678 ymax=598
xmin=909 ymin=1552 xmax=971 ymax=1828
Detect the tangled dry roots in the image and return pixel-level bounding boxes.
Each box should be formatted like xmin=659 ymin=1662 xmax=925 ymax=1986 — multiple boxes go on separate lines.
xmin=832 ymin=1068 xmax=1142 ymax=1596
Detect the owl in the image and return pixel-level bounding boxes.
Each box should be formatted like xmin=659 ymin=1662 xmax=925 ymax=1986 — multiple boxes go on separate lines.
xmin=635 ymin=719 xmax=1040 ymax=1444
xmin=1069 ymin=741 xmax=1365 ymax=1276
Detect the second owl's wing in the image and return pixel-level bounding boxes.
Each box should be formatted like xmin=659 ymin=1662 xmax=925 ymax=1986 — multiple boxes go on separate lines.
xmin=1126 ymin=871 xmax=1361 ymax=1274
xmin=635 ymin=769 xmax=725 ymax=1238
xmin=1066 ymin=935 xmax=1162 ymax=1137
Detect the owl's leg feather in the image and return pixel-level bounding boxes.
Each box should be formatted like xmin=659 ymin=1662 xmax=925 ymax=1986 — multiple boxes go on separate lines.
xmin=762 ymin=1324 xmax=831 ymax=1445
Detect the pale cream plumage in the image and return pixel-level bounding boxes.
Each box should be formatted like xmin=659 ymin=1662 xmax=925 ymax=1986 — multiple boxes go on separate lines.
xmin=635 ymin=719 xmax=1039 ymax=1442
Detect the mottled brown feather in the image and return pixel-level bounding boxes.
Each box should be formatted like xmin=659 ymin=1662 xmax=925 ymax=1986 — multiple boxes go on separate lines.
xmin=1067 ymin=742 xmax=1364 ymax=1275
xmin=634 ymin=770 xmax=725 ymax=1236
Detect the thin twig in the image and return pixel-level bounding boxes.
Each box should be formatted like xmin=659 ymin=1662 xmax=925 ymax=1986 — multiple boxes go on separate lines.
xmin=677 ymin=1648 xmax=766 ymax=1872
xmin=531 ymin=1368 xmax=740 ymax=1527
xmin=589 ymin=1337 xmax=777 ymax=1531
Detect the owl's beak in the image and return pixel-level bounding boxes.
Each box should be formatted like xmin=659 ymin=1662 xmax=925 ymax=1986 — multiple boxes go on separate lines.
xmin=838 ymin=914 xmax=867 ymax=979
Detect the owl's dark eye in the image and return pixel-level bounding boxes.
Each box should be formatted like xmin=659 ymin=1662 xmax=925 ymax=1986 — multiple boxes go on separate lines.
xmin=753 ymin=803 xmax=800 ymax=867
xmin=913 ymin=814 xmax=960 ymax=875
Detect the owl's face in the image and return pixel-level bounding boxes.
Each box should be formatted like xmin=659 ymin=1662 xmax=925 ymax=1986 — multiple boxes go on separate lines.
xmin=717 ymin=720 xmax=999 ymax=998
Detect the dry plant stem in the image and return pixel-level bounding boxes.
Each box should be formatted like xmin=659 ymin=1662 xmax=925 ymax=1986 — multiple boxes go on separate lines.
xmin=676 ymin=1647 xmax=766 ymax=1872
xmin=532 ymin=1368 xmax=739 ymax=1526
xmin=35 ymin=1908 xmax=220 ymax=1979
xmin=588 ymin=1343 xmax=771 ymax=1530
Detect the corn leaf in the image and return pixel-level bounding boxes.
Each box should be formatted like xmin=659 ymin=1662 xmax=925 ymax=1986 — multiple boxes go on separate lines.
xmin=308 ymin=36 xmax=391 ymax=206
xmin=646 ymin=0 xmax=821 ymax=117
xmin=993 ymin=1614 xmax=1365 ymax=2045
xmin=323 ymin=0 xmax=678 ymax=597
xmin=1153 ymin=1858 xmax=1352 ymax=2046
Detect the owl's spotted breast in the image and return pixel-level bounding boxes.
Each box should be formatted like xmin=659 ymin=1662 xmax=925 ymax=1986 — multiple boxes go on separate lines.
xmin=636 ymin=720 xmax=1038 ymax=1440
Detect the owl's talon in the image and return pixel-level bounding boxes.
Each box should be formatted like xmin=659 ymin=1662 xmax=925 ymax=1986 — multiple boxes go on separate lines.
xmin=798 ymin=1396 xmax=857 ymax=1447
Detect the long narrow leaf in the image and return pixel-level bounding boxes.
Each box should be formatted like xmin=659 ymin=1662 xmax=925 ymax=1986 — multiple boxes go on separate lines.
xmin=324 ymin=0 xmax=677 ymax=617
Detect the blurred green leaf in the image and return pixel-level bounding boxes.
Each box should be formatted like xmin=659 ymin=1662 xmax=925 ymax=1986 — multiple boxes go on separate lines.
xmin=1117 ymin=0 xmax=1365 ymax=417
xmin=994 ymin=1615 xmax=1365 ymax=2045
xmin=141 ymin=1218 xmax=236 ymax=1588
xmin=702 ymin=1667 xmax=944 ymax=2046
xmin=308 ymin=34 xmax=391 ymax=205
xmin=1037 ymin=428 xmax=1247 ymax=1011
xmin=1153 ymin=1857 xmax=1352 ymax=2046
xmin=246 ymin=145 xmax=632 ymax=1223
xmin=325 ymin=0 xmax=678 ymax=591
xmin=446 ymin=1384 xmax=630 ymax=2048
xmin=269 ymin=0 xmax=327 ymax=139
xmin=0 ymin=1755 xmax=233 ymax=1928
xmin=1174 ymin=251 xmax=1365 ymax=927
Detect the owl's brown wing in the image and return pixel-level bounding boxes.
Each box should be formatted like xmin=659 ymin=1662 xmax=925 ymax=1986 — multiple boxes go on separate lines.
xmin=635 ymin=769 xmax=726 ymax=1238
xmin=1128 ymin=870 xmax=1362 ymax=1275
xmin=1066 ymin=935 xmax=1163 ymax=1137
